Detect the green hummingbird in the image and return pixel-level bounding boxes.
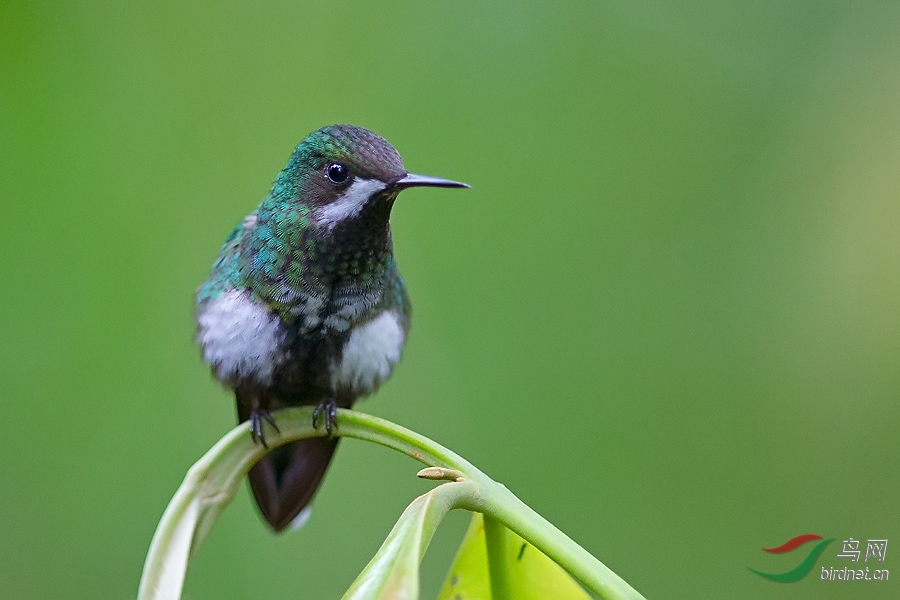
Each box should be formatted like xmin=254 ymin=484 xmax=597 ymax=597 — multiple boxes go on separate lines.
xmin=195 ymin=124 xmax=468 ymax=531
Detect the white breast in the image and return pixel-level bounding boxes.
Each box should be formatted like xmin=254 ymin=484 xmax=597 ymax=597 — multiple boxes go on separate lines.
xmin=331 ymin=310 xmax=406 ymax=394
xmin=197 ymin=289 xmax=285 ymax=385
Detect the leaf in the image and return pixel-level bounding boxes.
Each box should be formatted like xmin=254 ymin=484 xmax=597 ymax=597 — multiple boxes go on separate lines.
xmin=434 ymin=513 xmax=492 ymax=600
xmin=437 ymin=513 xmax=592 ymax=600
xmin=343 ymin=481 xmax=476 ymax=600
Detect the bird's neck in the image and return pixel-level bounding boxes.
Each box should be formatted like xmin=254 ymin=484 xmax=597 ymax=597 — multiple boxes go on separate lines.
xmin=244 ymin=193 xmax=397 ymax=325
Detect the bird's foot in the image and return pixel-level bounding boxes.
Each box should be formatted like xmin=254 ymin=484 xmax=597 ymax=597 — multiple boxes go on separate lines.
xmin=312 ymin=399 xmax=338 ymax=436
xmin=249 ymin=408 xmax=280 ymax=448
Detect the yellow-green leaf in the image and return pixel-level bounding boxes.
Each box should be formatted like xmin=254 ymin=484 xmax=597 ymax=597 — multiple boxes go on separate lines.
xmin=437 ymin=513 xmax=591 ymax=600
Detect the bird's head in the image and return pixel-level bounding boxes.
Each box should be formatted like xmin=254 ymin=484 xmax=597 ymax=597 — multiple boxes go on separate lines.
xmin=283 ymin=124 xmax=468 ymax=232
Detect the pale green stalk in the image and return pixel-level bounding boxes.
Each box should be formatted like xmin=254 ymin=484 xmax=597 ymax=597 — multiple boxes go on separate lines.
xmin=483 ymin=515 xmax=514 ymax=600
xmin=138 ymin=408 xmax=644 ymax=600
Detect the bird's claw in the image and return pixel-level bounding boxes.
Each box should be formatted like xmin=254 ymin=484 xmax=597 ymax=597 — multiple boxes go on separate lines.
xmin=249 ymin=408 xmax=279 ymax=448
xmin=312 ymin=399 xmax=338 ymax=436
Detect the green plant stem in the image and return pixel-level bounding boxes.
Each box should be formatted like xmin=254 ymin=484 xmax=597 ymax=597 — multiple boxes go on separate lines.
xmin=139 ymin=408 xmax=643 ymax=600
xmin=331 ymin=410 xmax=642 ymax=600
xmin=483 ymin=514 xmax=513 ymax=600
xmin=477 ymin=481 xmax=637 ymax=600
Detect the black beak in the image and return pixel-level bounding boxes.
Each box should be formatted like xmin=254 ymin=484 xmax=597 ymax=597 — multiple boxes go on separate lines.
xmin=393 ymin=173 xmax=470 ymax=189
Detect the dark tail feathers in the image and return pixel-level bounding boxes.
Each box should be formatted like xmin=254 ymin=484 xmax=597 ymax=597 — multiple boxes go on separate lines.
xmin=248 ymin=437 xmax=339 ymax=532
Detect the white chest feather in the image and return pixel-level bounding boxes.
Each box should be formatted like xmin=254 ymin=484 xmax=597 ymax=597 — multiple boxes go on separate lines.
xmin=331 ymin=310 xmax=406 ymax=394
xmin=197 ymin=289 xmax=285 ymax=385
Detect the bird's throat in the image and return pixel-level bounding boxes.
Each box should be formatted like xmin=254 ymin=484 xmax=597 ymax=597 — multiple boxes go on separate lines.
xmin=245 ymin=191 xmax=397 ymax=328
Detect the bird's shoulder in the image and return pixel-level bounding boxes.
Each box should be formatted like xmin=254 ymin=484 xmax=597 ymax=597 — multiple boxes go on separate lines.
xmin=195 ymin=213 xmax=258 ymax=307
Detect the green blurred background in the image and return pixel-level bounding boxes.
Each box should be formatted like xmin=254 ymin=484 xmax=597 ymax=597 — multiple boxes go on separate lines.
xmin=1 ymin=1 xmax=898 ymax=598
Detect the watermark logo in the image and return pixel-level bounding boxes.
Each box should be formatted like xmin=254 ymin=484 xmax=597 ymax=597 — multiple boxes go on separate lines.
xmin=748 ymin=534 xmax=889 ymax=583
xmin=747 ymin=534 xmax=833 ymax=582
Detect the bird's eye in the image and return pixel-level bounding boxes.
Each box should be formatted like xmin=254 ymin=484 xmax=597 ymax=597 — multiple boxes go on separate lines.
xmin=325 ymin=162 xmax=349 ymax=184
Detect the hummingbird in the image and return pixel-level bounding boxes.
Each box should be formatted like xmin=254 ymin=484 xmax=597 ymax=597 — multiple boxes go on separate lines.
xmin=194 ymin=124 xmax=468 ymax=531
